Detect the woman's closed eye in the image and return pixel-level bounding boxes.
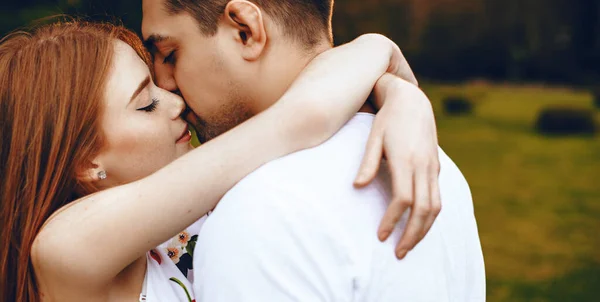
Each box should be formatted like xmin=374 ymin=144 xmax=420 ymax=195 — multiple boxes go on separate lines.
xmin=137 ymin=98 xmax=159 ymax=113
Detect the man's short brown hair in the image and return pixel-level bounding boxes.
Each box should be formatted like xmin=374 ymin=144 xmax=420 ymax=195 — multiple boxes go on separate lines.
xmin=164 ymin=0 xmax=334 ymax=48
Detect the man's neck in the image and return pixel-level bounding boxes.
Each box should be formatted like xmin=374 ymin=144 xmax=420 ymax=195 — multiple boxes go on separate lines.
xmin=251 ymin=41 xmax=332 ymax=114
xmin=253 ymin=39 xmax=376 ymax=116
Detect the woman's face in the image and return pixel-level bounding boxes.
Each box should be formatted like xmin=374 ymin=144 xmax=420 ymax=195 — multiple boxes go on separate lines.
xmin=96 ymin=41 xmax=194 ymax=186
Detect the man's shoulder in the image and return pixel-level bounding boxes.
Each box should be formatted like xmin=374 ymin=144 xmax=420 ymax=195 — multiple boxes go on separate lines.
xmin=234 ymin=113 xmax=376 ymax=190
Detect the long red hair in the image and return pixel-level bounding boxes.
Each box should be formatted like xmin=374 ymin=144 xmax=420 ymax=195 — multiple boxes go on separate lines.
xmin=0 ymin=20 xmax=151 ymax=302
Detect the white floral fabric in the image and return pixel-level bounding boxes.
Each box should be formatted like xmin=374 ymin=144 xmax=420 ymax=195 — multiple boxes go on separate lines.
xmin=144 ymin=214 xmax=208 ymax=302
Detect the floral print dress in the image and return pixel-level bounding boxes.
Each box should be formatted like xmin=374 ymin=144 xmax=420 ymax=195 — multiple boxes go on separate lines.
xmin=142 ymin=214 xmax=208 ymax=302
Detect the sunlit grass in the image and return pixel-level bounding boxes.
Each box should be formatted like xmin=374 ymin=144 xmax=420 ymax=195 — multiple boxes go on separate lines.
xmin=422 ymin=82 xmax=600 ymax=301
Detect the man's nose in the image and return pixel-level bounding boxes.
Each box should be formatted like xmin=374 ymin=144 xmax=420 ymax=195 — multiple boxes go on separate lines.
xmin=154 ymin=61 xmax=178 ymax=92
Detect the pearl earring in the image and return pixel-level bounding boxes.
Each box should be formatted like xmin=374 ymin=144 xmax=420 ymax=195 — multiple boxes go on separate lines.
xmin=98 ymin=171 xmax=107 ymax=180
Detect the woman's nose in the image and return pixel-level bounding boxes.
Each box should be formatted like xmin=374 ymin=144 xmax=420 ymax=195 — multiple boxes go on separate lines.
xmin=169 ymin=94 xmax=186 ymax=120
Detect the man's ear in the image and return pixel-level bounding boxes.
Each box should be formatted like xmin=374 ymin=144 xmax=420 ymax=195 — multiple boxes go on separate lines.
xmin=223 ymin=0 xmax=267 ymax=61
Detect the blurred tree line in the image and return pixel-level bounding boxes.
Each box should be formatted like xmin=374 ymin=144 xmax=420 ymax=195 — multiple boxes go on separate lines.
xmin=1 ymin=0 xmax=598 ymax=84
xmin=333 ymin=0 xmax=600 ymax=84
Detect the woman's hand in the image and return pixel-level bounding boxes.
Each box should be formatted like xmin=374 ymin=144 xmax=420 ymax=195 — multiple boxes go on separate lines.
xmin=355 ymin=74 xmax=441 ymax=259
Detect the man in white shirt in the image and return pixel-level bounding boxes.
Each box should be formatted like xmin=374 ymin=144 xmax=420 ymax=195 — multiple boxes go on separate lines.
xmin=193 ymin=113 xmax=485 ymax=301
xmin=141 ymin=0 xmax=485 ymax=300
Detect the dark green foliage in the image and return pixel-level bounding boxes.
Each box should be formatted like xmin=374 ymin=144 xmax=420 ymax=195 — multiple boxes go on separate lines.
xmin=442 ymin=96 xmax=474 ymax=116
xmin=535 ymin=106 xmax=597 ymax=135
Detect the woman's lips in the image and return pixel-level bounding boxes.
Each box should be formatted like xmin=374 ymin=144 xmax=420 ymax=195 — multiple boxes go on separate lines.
xmin=176 ymin=125 xmax=192 ymax=144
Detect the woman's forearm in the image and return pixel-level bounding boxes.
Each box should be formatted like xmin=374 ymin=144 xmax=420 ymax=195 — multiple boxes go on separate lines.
xmin=364 ymin=35 xmax=420 ymax=111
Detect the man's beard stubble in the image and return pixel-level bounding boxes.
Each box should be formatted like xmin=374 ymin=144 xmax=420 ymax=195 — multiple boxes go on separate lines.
xmin=194 ymin=92 xmax=254 ymax=144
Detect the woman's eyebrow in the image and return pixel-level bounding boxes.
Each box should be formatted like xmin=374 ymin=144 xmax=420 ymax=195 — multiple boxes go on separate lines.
xmin=130 ymin=76 xmax=151 ymax=104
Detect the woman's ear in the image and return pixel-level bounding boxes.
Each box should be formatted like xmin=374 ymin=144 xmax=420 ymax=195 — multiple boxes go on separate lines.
xmin=76 ymin=159 xmax=106 ymax=185
xmin=223 ymin=0 xmax=267 ymax=61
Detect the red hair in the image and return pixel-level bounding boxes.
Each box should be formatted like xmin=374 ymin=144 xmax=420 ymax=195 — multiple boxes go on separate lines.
xmin=0 ymin=20 xmax=151 ymax=302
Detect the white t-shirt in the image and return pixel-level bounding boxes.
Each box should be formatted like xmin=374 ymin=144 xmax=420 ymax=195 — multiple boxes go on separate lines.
xmin=193 ymin=113 xmax=485 ymax=301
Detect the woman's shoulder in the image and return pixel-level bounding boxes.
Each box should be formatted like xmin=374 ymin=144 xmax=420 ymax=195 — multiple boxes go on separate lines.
xmin=40 ymin=195 xmax=89 ymax=232
xmin=32 ymin=194 xmax=120 ymax=300
xmin=32 ymin=195 xmax=100 ymax=280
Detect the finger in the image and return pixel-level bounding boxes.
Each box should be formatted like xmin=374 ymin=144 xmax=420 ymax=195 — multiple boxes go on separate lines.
xmin=395 ymin=170 xmax=430 ymax=259
xmin=377 ymin=168 xmax=413 ymax=241
xmin=422 ymin=149 xmax=442 ymax=237
xmin=422 ymin=171 xmax=442 ymax=240
xmin=354 ymin=129 xmax=384 ymax=187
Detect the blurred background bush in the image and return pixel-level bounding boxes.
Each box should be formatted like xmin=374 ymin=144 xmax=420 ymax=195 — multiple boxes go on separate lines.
xmin=1 ymin=0 xmax=598 ymax=301
xmin=536 ymin=107 xmax=597 ymax=136
xmin=442 ymin=95 xmax=475 ymax=116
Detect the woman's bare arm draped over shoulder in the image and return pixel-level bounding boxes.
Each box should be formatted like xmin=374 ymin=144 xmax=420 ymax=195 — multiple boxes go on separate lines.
xmin=32 ymin=34 xmax=400 ymax=286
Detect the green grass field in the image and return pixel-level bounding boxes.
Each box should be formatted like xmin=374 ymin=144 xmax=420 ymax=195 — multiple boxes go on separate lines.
xmin=421 ymin=82 xmax=600 ymax=301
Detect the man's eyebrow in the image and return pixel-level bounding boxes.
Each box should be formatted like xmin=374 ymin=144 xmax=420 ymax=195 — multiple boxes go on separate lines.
xmin=143 ymin=34 xmax=170 ymax=54
xmin=130 ymin=75 xmax=151 ymax=104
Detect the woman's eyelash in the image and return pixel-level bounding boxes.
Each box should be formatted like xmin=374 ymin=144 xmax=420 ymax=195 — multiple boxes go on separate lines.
xmin=137 ymin=98 xmax=159 ymax=112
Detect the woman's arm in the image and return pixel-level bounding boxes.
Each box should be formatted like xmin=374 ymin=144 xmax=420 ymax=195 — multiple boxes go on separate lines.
xmin=32 ymin=34 xmax=403 ymax=285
